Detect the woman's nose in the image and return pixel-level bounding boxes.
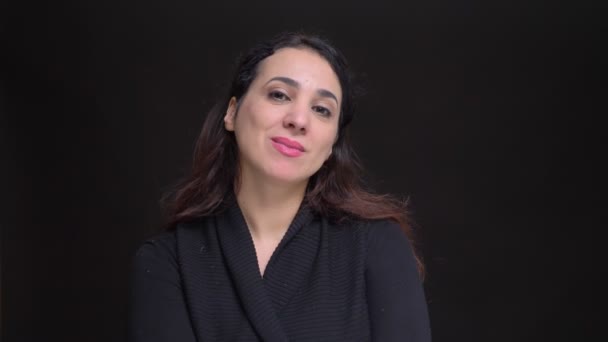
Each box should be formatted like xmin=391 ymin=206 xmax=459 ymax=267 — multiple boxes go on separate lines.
xmin=283 ymin=102 xmax=310 ymax=134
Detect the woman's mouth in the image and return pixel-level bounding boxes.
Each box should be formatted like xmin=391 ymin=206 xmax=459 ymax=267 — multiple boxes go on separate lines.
xmin=271 ymin=137 xmax=304 ymax=157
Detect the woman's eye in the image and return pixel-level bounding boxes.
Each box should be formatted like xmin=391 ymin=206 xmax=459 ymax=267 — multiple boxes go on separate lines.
xmin=269 ymin=91 xmax=289 ymax=101
xmin=313 ymin=105 xmax=332 ymax=117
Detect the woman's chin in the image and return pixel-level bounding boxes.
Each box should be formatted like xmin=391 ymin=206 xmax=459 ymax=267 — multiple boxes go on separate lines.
xmin=260 ymin=168 xmax=312 ymax=187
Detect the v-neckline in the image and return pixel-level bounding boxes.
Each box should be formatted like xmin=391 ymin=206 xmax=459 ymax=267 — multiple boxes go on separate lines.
xmin=215 ymin=198 xmax=318 ymax=340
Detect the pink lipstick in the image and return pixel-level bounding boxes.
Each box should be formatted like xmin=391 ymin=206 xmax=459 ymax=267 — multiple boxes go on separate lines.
xmin=271 ymin=137 xmax=304 ymax=157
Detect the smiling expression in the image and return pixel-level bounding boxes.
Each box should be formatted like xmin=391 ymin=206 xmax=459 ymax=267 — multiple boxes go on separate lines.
xmin=224 ymin=47 xmax=342 ymax=187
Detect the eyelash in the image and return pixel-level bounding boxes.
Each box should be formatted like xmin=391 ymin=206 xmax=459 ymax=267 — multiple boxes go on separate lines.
xmin=269 ymin=90 xmax=289 ymax=102
xmin=312 ymin=105 xmax=332 ymax=117
xmin=267 ymin=91 xmax=333 ymax=117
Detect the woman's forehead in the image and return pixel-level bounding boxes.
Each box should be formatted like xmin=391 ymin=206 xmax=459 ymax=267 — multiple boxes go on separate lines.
xmin=254 ymin=48 xmax=342 ymax=101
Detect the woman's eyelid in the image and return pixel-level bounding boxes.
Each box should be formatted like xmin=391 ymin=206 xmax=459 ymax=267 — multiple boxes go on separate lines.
xmin=317 ymin=106 xmax=333 ymax=116
xmin=267 ymin=86 xmax=336 ymax=115
xmin=268 ymin=88 xmax=290 ymax=101
xmin=314 ymin=99 xmax=336 ymax=115
xmin=312 ymin=105 xmax=332 ymax=117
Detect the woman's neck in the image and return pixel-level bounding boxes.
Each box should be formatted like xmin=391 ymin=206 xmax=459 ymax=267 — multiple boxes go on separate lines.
xmin=235 ymin=174 xmax=307 ymax=241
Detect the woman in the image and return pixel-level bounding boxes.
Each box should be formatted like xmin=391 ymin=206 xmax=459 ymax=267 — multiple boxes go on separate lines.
xmin=129 ymin=31 xmax=431 ymax=341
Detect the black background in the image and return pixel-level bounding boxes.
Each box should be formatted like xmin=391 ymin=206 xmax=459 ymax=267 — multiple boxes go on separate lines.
xmin=2 ymin=1 xmax=604 ymax=341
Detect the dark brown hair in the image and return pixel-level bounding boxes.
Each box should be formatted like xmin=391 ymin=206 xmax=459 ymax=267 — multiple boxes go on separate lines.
xmin=162 ymin=31 xmax=424 ymax=277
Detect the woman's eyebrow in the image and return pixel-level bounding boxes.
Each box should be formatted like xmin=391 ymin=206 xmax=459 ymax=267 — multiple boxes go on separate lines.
xmin=265 ymin=76 xmax=339 ymax=105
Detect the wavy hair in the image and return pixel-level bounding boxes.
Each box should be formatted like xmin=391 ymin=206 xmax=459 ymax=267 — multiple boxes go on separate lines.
xmin=162 ymin=31 xmax=424 ymax=277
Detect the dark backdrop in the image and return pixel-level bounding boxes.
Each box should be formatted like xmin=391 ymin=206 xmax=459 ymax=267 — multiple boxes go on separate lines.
xmin=2 ymin=1 xmax=603 ymax=341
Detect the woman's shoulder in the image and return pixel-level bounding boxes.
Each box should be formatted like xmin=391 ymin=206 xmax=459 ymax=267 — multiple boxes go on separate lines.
xmin=334 ymin=218 xmax=414 ymax=257
xmin=333 ymin=217 xmax=405 ymax=238
xmin=132 ymin=230 xmax=178 ymax=265
xmin=361 ymin=219 xmax=418 ymax=272
xmin=134 ymin=218 xmax=203 ymax=253
xmin=364 ymin=219 xmax=410 ymax=242
xmin=327 ymin=217 xmax=411 ymax=251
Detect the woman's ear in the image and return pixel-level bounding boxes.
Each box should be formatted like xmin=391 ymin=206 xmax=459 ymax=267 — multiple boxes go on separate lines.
xmin=224 ymin=97 xmax=238 ymax=131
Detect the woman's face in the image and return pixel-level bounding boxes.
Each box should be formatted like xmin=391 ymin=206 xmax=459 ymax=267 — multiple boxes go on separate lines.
xmin=224 ymin=47 xmax=341 ymax=187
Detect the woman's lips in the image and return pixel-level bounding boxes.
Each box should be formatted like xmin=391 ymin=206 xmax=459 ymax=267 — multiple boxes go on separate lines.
xmin=271 ymin=137 xmax=304 ymax=157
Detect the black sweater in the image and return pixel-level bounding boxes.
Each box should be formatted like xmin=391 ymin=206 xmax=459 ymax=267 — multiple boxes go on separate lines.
xmin=129 ymin=201 xmax=431 ymax=341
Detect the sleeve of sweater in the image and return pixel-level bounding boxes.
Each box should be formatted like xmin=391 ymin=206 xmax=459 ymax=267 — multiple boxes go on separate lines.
xmin=365 ymin=220 xmax=432 ymax=342
xmin=128 ymin=232 xmax=196 ymax=342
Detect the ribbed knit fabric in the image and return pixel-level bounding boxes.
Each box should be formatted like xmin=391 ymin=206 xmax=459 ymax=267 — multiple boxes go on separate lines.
xmin=129 ymin=199 xmax=431 ymax=341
